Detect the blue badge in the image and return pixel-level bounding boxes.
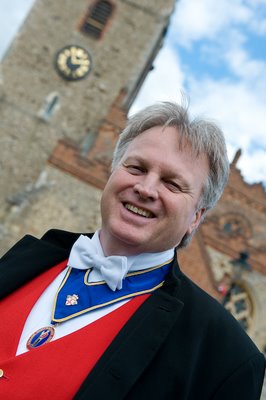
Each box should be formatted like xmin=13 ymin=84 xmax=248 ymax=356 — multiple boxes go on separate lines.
xmin=26 ymin=326 xmax=55 ymax=350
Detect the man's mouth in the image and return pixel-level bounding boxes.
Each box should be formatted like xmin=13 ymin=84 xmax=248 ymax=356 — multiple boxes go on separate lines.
xmin=124 ymin=203 xmax=154 ymax=218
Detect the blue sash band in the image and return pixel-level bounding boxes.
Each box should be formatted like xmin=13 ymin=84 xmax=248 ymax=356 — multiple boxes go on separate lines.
xmin=52 ymin=259 xmax=173 ymax=323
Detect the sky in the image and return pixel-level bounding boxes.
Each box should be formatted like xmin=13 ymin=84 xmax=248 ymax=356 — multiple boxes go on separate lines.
xmin=0 ymin=0 xmax=265 ymax=189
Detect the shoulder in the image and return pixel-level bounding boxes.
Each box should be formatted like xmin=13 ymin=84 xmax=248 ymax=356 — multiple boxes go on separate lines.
xmin=0 ymin=229 xmax=93 ymax=261
xmin=41 ymin=229 xmax=93 ymax=250
xmin=170 ymin=267 xmax=265 ymax=395
xmin=174 ymin=267 xmax=262 ymax=359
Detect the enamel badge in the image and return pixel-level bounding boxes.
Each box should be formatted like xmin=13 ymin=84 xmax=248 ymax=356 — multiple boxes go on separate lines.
xmin=65 ymin=294 xmax=79 ymax=306
xmin=26 ymin=326 xmax=55 ymax=350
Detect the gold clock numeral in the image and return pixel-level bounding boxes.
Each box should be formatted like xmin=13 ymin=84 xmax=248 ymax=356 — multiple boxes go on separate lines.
xmin=55 ymin=45 xmax=92 ymax=81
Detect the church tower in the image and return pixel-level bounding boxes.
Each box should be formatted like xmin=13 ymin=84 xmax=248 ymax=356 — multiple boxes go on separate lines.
xmin=0 ymin=0 xmax=176 ymax=251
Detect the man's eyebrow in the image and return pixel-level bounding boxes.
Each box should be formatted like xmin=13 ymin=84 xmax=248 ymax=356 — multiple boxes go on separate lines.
xmin=123 ymin=155 xmax=143 ymax=162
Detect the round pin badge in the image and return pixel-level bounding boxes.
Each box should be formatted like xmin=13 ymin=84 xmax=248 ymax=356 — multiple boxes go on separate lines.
xmin=26 ymin=326 xmax=55 ymax=350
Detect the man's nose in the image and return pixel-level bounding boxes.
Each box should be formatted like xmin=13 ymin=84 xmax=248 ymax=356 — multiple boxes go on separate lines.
xmin=133 ymin=175 xmax=159 ymax=200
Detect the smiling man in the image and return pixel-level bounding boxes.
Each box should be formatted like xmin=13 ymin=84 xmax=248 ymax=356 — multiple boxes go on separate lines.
xmin=0 ymin=102 xmax=265 ymax=399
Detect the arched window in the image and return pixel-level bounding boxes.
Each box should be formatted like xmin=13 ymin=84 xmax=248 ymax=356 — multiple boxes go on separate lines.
xmin=219 ymin=212 xmax=252 ymax=239
xmin=223 ymin=283 xmax=253 ymax=333
xmin=81 ymin=1 xmax=114 ymax=39
xmin=37 ymin=92 xmax=60 ymax=121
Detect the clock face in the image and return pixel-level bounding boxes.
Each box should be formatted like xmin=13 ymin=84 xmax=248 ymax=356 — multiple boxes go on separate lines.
xmin=55 ymin=45 xmax=92 ymax=81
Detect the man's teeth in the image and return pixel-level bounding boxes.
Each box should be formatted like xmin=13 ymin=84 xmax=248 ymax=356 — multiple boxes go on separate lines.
xmin=125 ymin=203 xmax=153 ymax=218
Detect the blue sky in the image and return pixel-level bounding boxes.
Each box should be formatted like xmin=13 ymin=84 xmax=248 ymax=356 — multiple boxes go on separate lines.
xmin=1 ymin=0 xmax=266 ymax=188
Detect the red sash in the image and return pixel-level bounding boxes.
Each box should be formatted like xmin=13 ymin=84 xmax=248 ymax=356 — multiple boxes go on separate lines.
xmin=0 ymin=261 xmax=149 ymax=399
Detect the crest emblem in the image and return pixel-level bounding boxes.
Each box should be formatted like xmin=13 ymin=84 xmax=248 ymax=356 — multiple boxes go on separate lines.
xmin=27 ymin=326 xmax=55 ymax=350
xmin=65 ymin=294 xmax=79 ymax=306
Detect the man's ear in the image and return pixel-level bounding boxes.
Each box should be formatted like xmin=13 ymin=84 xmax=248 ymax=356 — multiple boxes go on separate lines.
xmin=187 ymin=208 xmax=206 ymax=236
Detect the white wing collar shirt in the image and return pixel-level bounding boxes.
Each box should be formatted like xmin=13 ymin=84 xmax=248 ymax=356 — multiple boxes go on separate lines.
xmin=17 ymin=231 xmax=174 ymax=354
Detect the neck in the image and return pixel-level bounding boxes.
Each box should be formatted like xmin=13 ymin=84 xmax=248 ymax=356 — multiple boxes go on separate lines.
xmin=98 ymin=229 xmax=175 ymax=257
xmin=98 ymin=229 xmax=146 ymax=256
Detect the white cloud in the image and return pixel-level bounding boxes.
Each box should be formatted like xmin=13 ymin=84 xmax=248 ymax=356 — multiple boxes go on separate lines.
xmin=247 ymin=0 xmax=266 ymax=35
xmin=224 ymin=34 xmax=266 ymax=85
xmin=129 ymin=46 xmax=185 ymax=115
xmin=238 ymin=148 xmax=266 ymax=185
xmin=186 ymin=75 xmax=266 ymax=187
xmin=187 ymin=77 xmax=266 ymax=149
xmin=171 ymin=0 xmax=251 ymax=48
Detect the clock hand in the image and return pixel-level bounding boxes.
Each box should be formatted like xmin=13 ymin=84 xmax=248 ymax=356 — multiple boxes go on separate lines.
xmin=71 ymin=55 xmax=81 ymax=65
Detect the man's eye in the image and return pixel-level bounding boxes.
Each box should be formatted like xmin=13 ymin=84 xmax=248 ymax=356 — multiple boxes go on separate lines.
xmin=164 ymin=181 xmax=181 ymax=192
xmin=125 ymin=165 xmax=144 ymax=174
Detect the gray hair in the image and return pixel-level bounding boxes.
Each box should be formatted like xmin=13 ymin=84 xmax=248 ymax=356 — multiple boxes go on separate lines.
xmin=112 ymin=101 xmax=229 ymax=248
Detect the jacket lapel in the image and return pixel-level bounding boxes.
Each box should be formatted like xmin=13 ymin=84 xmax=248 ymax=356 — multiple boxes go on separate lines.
xmin=75 ymin=257 xmax=184 ymax=400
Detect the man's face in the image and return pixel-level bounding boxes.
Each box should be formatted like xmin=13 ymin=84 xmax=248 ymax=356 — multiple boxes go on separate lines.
xmin=100 ymin=126 xmax=209 ymax=255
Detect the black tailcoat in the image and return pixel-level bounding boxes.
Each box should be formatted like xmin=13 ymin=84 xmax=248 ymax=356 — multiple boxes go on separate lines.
xmin=0 ymin=229 xmax=265 ymax=399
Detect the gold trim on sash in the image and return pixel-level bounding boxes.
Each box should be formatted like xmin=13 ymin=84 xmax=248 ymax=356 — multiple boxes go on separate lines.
xmin=84 ymin=258 xmax=174 ymax=286
xmin=52 ymin=281 xmax=164 ymax=323
xmin=51 ymin=258 xmax=173 ymax=323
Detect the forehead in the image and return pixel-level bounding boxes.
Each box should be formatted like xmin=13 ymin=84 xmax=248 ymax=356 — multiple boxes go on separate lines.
xmin=123 ymin=125 xmax=204 ymax=162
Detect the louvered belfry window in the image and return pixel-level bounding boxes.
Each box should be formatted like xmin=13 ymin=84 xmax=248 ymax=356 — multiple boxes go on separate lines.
xmin=81 ymin=1 xmax=113 ymax=39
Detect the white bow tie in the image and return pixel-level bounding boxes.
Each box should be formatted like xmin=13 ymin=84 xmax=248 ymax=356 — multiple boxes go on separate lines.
xmin=67 ymin=235 xmax=130 ymax=291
